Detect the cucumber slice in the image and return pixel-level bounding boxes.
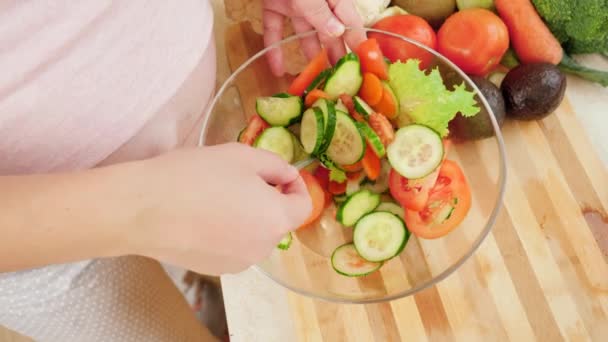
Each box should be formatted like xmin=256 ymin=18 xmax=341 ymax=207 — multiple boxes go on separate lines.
xmin=353 ymin=96 xmax=373 ymax=119
xmin=300 ymin=107 xmax=325 ymax=155
xmin=333 ymin=194 xmax=349 ymax=204
xmin=291 ymin=133 xmax=310 ymax=163
xmin=361 ymin=159 xmax=391 ymax=194
xmin=375 ymin=202 xmax=405 ymax=219
xmin=356 ymin=122 xmax=386 ymax=158
xmin=318 ymin=154 xmax=347 ymax=182
xmin=256 ymin=94 xmax=303 ymax=126
xmin=254 ymin=127 xmax=295 ymax=162
xmin=277 ymin=232 xmax=293 ymax=250
xmin=312 ymin=99 xmax=337 ymax=153
xmin=387 ymin=124 xmax=444 ymax=179
xmin=337 ymin=190 xmax=381 ymax=227
xmin=304 ymin=68 xmax=332 ymax=96
xmin=335 ymin=99 xmax=349 ymax=113
xmin=331 ymin=243 xmax=383 ymax=277
xmin=354 ymin=212 xmax=408 ymax=262
xmin=326 ymin=112 xmax=366 ymax=166
xmin=324 ymin=53 xmax=363 ymax=99
xmin=382 ymin=81 xmax=400 ymax=116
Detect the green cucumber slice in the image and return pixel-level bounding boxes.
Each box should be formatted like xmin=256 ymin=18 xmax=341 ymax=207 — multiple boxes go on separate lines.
xmin=319 ymin=154 xmax=347 ymax=182
xmin=375 ymin=202 xmax=405 ymax=219
xmin=256 ymin=94 xmax=303 ymax=126
xmin=356 ymin=122 xmax=386 ymax=158
xmin=300 ymin=107 xmax=325 ymax=155
xmin=312 ymin=99 xmax=337 ymax=153
xmin=324 ymin=53 xmax=363 ymax=99
xmin=254 ymin=127 xmax=295 ymax=162
xmin=291 ymin=133 xmax=310 ymax=163
xmin=277 ymin=232 xmax=293 ymax=250
xmin=387 ymin=124 xmax=444 ymax=179
xmin=354 ymin=212 xmax=409 ymax=262
xmin=331 ymin=243 xmax=383 ymax=277
xmin=353 ymin=96 xmax=373 ymax=119
xmin=326 ymin=111 xmax=366 ymax=166
xmin=360 ymin=159 xmax=391 ymax=194
xmin=304 ymin=68 xmax=332 ymax=96
xmin=337 ymin=190 xmax=381 ymax=227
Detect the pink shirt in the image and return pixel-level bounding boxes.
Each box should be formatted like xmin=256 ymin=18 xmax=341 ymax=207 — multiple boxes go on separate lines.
xmin=0 ymin=0 xmax=216 ymax=174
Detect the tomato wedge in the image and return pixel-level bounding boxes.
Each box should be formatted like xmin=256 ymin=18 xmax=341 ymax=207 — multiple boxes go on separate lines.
xmin=299 ymin=170 xmax=326 ymax=229
xmin=339 ymin=94 xmax=365 ymax=122
xmin=368 ymin=112 xmax=395 ymax=147
xmin=404 ymin=160 xmax=471 ymax=239
xmin=288 ymin=49 xmax=330 ymax=96
xmin=355 ymin=38 xmax=389 ymax=80
xmin=239 ymin=115 xmax=269 ymax=145
xmin=362 ymin=146 xmax=381 ymax=181
xmin=389 ymin=140 xmax=451 ymax=211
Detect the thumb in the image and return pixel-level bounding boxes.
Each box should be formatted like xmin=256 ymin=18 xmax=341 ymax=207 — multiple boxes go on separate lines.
xmin=253 ymin=149 xmax=300 ymax=186
xmin=278 ymin=175 xmax=313 ymax=230
xmin=294 ymin=0 xmax=345 ymax=39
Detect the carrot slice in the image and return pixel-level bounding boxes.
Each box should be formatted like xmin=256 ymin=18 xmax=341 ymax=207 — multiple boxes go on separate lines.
xmin=288 ymin=49 xmax=330 ymax=96
xmin=305 ymin=89 xmax=331 ymax=108
xmin=359 ymin=73 xmax=383 ymax=106
xmin=372 ymin=87 xmax=398 ymax=119
xmin=362 ymin=146 xmax=381 ymax=181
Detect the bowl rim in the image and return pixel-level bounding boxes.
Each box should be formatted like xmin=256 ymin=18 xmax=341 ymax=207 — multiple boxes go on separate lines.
xmin=199 ymin=27 xmax=508 ymax=304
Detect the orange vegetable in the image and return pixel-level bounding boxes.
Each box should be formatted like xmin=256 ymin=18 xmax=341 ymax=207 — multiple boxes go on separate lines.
xmin=359 ymin=73 xmax=383 ymax=106
xmin=342 ymin=162 xmax=363 ymax=173
xmin=346 ymin=171 xmax=364 ymax=181
xmin=372 ymin=87 xmax=398 ymax=119
xmin=298 ymin=170 xmax=326 ymax=229
xmin=239 ymin=115 xmax=269 ymax=145
xmin=305 ymin=89 xmax=330 ymax=107
xmin=362 ymin=146 xmax=381 ymax=181
xmin=355 ymin=38 xmax=389 ymax=80
xmin=288 ymin=49 xmax=330 ymax=96
xmin=494 ymin=0 xmax=562 ymax=65
xmin=339 ymin=94 xmax=366 ymax=122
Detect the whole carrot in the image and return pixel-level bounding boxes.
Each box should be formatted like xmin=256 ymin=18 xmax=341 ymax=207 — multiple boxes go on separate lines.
xmin=495 ymin=0 xmax=562 ymax=65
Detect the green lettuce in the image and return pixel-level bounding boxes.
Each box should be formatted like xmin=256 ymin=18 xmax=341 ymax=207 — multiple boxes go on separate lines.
xmin=388 ymin=60 xmax=479 ymax=137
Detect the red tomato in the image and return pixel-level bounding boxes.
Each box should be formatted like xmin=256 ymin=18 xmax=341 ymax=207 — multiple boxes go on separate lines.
xmin=370 ymin=15 xmax=437 ymax=70
xmin=288 ymin=49 xmax=330 ymax=96
xmin=355 ymin=38 xmax=389 ymax=80
xmin=404 ymin=160 xmax=472 ymax=239
xmin=339 ymin=94 xmax=365 ymax=123
xmin=437 ymin=9 xmax=509 ymax=76
xmin=328 ymin=180 xmax=347 ymax=195
xmin=313 ymin=166 xmax=330 ymax=190
xmin=239 ymin=115 xmax=269 ymax=145
xmin=299 ymin=170 xmax=326 ymax=229
xmin=342 ymin=162 xmax=363 ymax=173
xmin=389 ymin=167 xmax=439 ymax=212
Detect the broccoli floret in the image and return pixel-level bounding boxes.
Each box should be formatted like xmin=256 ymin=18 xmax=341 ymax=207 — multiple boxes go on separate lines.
xmin=532 ymin=0 xmax=608 ymax=54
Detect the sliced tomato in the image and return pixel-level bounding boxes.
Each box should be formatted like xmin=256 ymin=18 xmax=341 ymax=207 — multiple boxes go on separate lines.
xmin=288 ymin=49 xmax=330 ymax=96
xmin=389 ymin=139 xmax=451 ymax=211
xmin=339 ymin=94 xmax=365 ymax=122
xmin=355 ymin=38 xmax=389 ymax=80
xmin=368 ymin=112 xmax=395 ymax=147
xmin=362 ymin=146 xmax=381 ymax=181
xmin=404 ymin=160 xmax=472 ymax=239
xmin=299 ymin=170 xmax=326 ymax=229
xmin=328 ymin=180 xmax=347 ymax=195
xmin=239 ymin=115 xmax=269 ymax=145
xmin=342 ymin=162 xmax=363 ymax=173
xmin=313 ymin=166 xmax=330 ymax=190
xmin=347 ymin=170 xmax=364 ymax=181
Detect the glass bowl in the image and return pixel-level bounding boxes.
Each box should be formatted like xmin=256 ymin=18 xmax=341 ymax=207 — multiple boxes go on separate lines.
xmin=199 ymin=28 xmax=507 ymax=303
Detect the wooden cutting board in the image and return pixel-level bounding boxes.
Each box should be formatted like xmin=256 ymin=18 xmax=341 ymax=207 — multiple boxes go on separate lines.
xmin=224 ymin=21 xmax=608 ymax=342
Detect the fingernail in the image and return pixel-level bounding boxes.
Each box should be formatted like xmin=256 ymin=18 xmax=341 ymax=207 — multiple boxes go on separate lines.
xmin=326 ymin=17 xmax=345 ymax=37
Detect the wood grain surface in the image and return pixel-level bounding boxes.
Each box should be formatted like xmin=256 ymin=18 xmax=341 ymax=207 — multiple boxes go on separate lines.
xmin=223 ymin=21 xmax=608 ymax=342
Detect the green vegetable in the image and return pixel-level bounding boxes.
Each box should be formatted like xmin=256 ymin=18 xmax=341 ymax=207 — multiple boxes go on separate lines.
xmin=330 ymin=168 xmax=347 ymax=183
xmin=500 ymin=49 xmax=520 ymax=69
xmin=558 ymin=54 xmax=608 ymax=87
xmin=531 ymin=0 xmax=608 ymax=55
xmin=456 ymin=0 xmax=495 ymax=10
xmin=388 ymin=60 xmax=479 ymax=137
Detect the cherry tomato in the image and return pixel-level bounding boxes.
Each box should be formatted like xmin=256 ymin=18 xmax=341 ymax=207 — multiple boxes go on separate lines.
xmin=299 ymin=170 xmax=326 ymax=229
xmin=370 ymin=15 xmax=437 ymax=70
xmin=288 ymin=49 xmax=330 ymax=96
xmin=404 ymin=160 xmax=472 ymax=239
xmin=239 ymin=115 xmax=269 ymax=145
xmin=355 ymin=38 xmax=389 ymax=80
xmin=437 ymin=9 xmax=509 ymax=76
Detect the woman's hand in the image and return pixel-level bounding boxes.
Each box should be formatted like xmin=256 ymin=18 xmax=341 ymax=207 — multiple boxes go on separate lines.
xmin=263 ymin=0 xmax=366 ymax=76
xmin=124 ymin=143 xmax=312 ymax=275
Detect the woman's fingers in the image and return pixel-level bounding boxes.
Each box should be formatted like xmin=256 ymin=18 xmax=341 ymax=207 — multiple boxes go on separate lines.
xmin=263 ymin=8 xmax=286 ymax=76
xmin=291 ymin=17 xmax=322 ymax=60
xmin=331 ymin=0 xmax=367 ymax=50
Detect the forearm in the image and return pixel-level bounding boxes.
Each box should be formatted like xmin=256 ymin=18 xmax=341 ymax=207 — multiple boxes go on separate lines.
xmin=0 ymin=164 xmax=137 ymax=272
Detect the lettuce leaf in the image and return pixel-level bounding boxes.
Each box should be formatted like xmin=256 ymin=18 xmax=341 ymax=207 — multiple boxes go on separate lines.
xmin=388 ymin=60 xmax=479 ymax=137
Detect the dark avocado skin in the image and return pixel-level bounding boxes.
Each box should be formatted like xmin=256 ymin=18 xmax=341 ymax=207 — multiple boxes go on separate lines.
xmin=501 ymin=63 xmax=566 ymax=120
xmin=449 ymin=76 xmax=506 ymax=141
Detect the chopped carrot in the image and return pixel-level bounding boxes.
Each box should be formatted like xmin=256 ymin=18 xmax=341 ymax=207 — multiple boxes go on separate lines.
xmin=372 ymin=87 xmax=398 ymax=119
xmin=359 ymin=73 xmax=383 ymax=106
xmin=362 ymin=146 xmax=381 ymax=181
xmin=305 ymin=89 xmax=331 ymax=108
